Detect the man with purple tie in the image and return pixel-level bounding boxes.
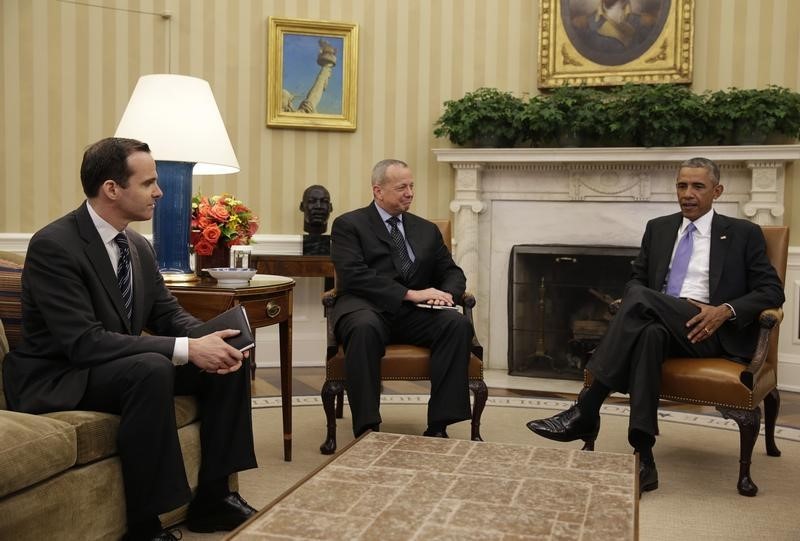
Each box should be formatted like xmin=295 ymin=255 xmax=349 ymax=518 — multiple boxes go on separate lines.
xmin=527 ymin=157 xmax=784 ymax=496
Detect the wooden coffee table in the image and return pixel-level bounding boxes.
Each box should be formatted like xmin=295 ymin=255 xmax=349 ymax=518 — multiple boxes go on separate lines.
xmin=226 ymin=433 xmax=638 ymax=540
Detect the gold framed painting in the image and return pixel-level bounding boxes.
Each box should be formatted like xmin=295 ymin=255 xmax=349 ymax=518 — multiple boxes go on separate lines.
xmin=538 ymin=0 xmax=693 ymax=88
xmin=266 ymin=17 xmax=358 ymax=131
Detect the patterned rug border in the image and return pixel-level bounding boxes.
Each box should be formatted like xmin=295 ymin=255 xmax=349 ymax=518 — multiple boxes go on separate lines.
xmin=251 ymin=394 xmax=800 ymax=443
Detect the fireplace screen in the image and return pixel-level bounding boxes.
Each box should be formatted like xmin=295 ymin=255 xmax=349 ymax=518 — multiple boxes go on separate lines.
xmin=508 ymin=245 xmax=639 ymax=380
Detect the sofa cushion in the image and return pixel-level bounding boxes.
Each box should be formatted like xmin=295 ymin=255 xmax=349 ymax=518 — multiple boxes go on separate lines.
xmin=43 ymin=396 xmax=200 ymax=465
xmin=0 ymin=255 xmax=23 ymax=352
xmin=0 ymin=319 xmax=8 ymax=411
xmin=0 ymin=410 xmax=77 ymax=498
xmin=43 ymin=410 xmax=121 ymax=465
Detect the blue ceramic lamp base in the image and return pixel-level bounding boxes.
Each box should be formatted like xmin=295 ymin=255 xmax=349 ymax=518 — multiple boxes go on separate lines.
xmin=153 ymin=160 xmax=199 ymax=282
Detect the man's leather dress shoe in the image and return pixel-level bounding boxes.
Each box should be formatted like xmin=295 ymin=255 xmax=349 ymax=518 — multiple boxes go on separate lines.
xmin=187 ymin=492 xmax=257 ymax=533
xmin=639 ymin=460 xmax=659 ymax=496
xmin=526 ymin=404 xmax=600 ymax=443
xmin=422 ymin=427 xmax=449 ymax=438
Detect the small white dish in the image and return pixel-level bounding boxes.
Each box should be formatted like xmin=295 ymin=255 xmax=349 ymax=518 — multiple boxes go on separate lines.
xmin=204 ymin=267 xmax=257 ymax=286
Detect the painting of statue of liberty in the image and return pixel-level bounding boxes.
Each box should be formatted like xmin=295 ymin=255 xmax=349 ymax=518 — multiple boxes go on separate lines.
xmin=281 ymin=35 xmax=344 ymax=115
xmin=267 ymin=17 xmax=358 ymax=131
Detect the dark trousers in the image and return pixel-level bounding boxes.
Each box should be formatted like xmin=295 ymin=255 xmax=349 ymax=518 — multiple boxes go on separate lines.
xmin=587 ymin=283 xmax=724 ymax=440
xmin=77 ymin=353 xmax=257 ymax=524
xmin=336 ymin=304 xmax=473 ymax=436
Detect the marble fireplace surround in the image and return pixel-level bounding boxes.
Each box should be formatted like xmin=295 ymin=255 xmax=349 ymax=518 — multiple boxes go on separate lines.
xmin=434 ymin=145 xmax=800 ymax=373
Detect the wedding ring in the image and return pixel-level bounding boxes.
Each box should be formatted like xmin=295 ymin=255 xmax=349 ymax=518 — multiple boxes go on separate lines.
xmin=703 ymin=327 xmax=710 ymax=334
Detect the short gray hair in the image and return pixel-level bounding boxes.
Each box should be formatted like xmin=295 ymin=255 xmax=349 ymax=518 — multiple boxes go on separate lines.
xmin=679 ymin=157 xmax=720 ymax=184
xmin=371 ymin=159 xmax=408 ymax=186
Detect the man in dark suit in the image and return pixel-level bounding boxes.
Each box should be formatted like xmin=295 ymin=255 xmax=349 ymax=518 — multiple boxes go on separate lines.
xmin=331 ymin=159 xmax=473 ymax=438
xmin=527 ymin=157 xmax=785 ymax=495
xmin=3 ymin=138 xmax=258 ymax=540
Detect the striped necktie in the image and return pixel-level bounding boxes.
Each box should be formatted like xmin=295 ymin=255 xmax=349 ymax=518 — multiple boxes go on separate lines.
xmin=386 ymin=216 xmax=413 ymax=278
xmin=114 ymin=233 xmax=133 ymax=321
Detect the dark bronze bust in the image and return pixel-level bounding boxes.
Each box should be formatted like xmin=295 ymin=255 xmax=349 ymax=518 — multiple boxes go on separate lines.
xmin=299 ymin=185 xmax=333 ymax=255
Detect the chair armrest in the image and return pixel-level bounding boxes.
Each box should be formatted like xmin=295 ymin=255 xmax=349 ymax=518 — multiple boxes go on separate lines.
xmin=460 ymin=291 xmax=483 ymax=360
xmin=321 ymin=289 xmax=339 ymax=358
xmin=322 ymin=288 xmax=337 ymax=308
xmin=741 ymin=307 xmax=783 ymax=389
xmin=462 ymin=292 xmax=476 ymax=309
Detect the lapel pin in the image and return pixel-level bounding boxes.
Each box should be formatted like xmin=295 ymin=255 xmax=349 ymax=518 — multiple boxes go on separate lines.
xmin=720 ymin=235 xmax=727 ymax=240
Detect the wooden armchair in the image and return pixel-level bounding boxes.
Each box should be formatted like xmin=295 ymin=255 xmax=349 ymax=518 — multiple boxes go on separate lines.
xmin=585 ymin=225 xmax=788 ymax=496
xmin=318 ymin=220 xmax=488 ymax=455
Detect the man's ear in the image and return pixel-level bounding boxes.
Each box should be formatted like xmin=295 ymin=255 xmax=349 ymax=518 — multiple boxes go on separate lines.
xmin=299 ymin=202 xmax=305 ymax=212
xmin=101 ymin=180 xmax=119 ymax=200
xmin=714 ymin=184 xmax=724 ymax=199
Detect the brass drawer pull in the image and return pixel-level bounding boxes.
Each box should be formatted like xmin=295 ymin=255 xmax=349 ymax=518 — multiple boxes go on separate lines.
xmin=266 ymin=302 xmax=281 ymax=318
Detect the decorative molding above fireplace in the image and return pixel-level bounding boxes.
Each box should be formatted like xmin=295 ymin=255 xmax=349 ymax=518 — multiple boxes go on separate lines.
xmin=434 ymin=145 xmax=800 ymax=378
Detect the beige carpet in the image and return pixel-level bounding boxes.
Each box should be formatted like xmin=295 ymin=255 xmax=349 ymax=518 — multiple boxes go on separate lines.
xmin=180 ymin=396 xmax=800 ymax=541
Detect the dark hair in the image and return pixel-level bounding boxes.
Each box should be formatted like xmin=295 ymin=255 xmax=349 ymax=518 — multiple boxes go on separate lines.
xmin=679 ymin=157 xmax=720 ymax=185
xmin=80 ymin=137 xmax=150 ymax=197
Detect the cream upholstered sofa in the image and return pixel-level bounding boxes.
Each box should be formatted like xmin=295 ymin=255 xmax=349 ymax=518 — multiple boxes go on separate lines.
xmin=0 ymin=252 xmax=214 ymax=540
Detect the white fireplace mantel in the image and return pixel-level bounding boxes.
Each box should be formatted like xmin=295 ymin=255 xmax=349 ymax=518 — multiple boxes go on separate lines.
xmin=434 ymin=145 xmax=800 ymax=379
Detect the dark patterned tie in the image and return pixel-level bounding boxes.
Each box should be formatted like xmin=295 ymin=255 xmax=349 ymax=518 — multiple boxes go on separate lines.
xmin=386 ymin=216 xmax=413 ymax=277
xmin=665 ymin=222 xmax=696 ymax=297
xmin=114 ymin=233 xmax=133 ymax=321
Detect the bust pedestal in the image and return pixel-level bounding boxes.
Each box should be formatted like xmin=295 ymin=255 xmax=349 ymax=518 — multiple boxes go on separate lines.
xmin=303 ymin=235 xmax=331 ymax=256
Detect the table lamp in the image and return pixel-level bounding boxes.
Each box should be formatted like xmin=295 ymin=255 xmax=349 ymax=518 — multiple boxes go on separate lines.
xmin=114 ymin=74 xmax=240 ymax=281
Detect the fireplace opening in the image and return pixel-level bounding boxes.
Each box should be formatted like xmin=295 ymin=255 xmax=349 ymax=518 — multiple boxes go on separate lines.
xmin=508 ymin=245 xmax=639 ymax=380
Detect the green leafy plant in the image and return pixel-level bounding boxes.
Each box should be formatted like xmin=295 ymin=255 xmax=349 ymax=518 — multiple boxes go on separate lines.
xmin=544 ymin=85 xmax=613 ymax=146
xmin=433 ymin=87 xmax=522 ymax=147
xmin=514 ymin=94 xmax=563 ymax=147
xmin=609 ymin=83 xmax=709 ymax=147
xmin=433 ymin=85 xmax=800 ymax=148
xmin=706 ymin=86 xmax=800 ymax=144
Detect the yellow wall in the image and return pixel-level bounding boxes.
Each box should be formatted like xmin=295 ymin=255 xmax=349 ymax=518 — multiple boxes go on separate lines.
xmin=2 ymin=0 xmax=798 ymax=237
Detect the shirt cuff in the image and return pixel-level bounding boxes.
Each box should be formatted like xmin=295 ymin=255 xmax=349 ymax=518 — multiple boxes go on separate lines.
xmin=172 ymin=337 xmax=189 ymax=366
xmin=723 ymin=302 xmax=737 ymax=321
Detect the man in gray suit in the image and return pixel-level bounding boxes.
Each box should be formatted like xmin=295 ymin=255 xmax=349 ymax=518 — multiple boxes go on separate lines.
xmin=527 ymin=157 xmax=785 ymax=496
xmin=330 ymin=159 xmax=473 ymax=439
xmin=3 ymin=138 xmax=258 ymax=540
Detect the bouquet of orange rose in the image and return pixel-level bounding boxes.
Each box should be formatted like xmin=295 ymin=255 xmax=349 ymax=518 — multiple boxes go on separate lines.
xmin=190 ymin=193 xmax=259 ymax=256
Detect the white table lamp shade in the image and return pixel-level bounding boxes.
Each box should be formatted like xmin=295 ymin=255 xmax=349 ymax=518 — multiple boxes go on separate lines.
xmin=114 ymin=74 xmax=239 ymax=175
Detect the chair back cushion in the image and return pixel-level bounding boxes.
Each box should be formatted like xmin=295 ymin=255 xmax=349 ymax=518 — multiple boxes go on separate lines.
xmin=430 ymin=219 xmax=452 ymax=252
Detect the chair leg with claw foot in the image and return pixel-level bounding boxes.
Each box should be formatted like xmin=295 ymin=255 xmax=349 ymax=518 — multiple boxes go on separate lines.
xmin=718 ymin=405 xmax=760 ymax=496
xmin=469 ymin=380 xmax=488 ymax=441
xmin=763 ymin=389 xmax=781 ymax=457
xmin=320 ymin=380 xmax=345 ymax=455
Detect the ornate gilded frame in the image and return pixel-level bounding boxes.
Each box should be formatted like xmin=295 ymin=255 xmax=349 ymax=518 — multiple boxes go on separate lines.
xmin=538 ymin=0 xmax=693 ymax=88
xmin=267 ymin=17 xmax=358 ymax=130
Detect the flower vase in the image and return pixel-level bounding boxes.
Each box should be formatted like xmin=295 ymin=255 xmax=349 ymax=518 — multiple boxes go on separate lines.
xmin=195 ymin=243 xmax=231 ymax=278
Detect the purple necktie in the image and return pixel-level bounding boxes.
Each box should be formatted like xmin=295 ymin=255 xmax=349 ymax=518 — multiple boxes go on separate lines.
xmin=665 ymin=222 xmax=696 ymax=297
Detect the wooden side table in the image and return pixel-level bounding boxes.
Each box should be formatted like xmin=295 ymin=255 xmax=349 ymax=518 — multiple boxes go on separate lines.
xmin=251 ymin=254 xmax=334 ymax=290
xmin=168 ymin=275 xmax=296 ymax=461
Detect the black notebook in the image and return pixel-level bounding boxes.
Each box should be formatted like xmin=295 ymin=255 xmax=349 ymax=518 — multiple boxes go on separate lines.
xmin=188 ymin=305 xmax=255 ymax=352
